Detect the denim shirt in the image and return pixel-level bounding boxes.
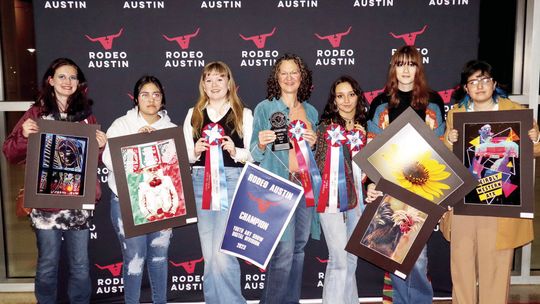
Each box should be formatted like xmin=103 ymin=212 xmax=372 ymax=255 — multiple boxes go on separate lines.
xmin=250 ymin=98 xmax=320 ymax=240
xmin=250 ymin=98 xmax=319 ymax=179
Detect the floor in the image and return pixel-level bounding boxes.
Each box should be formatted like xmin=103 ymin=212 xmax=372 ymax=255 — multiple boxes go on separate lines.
xmin=0 ymin=285 xmax=538 ymax=304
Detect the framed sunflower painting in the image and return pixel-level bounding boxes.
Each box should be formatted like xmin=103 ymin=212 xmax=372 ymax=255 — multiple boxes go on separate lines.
xmin=24 ymin=119 xmax=99 ymax=209
xmin=354 ymin=107 xmax=477 ymax=208
xmin=452 ymin=109 xmax=534 ymax=218
xmin=345 ymin=179 xmax=445 ymax=278
xmin=108 ymin=127 xmax=197 ymax=238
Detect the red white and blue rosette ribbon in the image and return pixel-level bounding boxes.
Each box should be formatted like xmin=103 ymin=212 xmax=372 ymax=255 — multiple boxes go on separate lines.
xmin=288 ymin=120 xmax=321 ymax=208
xmin=317 ymin=124 xmax=349 ymax=213
xmin=202 ymin=123 xmax=228 ymax=211
xmin=346 ymin=127 xmax=366 ymax=212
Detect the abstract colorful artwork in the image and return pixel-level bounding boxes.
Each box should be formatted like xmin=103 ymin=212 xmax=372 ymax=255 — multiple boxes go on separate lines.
xmin=453 ymin=109 xmax=534 ymax=218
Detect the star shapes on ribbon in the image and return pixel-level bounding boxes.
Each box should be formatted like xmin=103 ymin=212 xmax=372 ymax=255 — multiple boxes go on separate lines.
xmin=203 ymin=123 xmax=224 ymax=145
xmin=346 ymin=129 xmax=365 ymax=152
xmin=325 ymin=124 xmax=346 ymax=146
xmin=289 ymin=120 xmax=307 ymax=140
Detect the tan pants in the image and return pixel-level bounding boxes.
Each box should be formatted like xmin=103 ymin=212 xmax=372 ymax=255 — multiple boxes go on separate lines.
xmin=450 ymin=214 xmax=513 ymax=304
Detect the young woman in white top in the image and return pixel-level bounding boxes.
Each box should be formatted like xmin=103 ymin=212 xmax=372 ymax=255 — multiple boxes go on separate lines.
xmin=183 ymin=61 xmax=253 ymax=304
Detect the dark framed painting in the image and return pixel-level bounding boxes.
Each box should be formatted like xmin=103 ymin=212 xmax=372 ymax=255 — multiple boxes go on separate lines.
xmin=452 ymin=109 xmax=534 ymax=218
xmin=354 ymin=107 xmax=477 ymax=208
xmin=108 ymin=126 xmax=196 ymax=238
xmin=24 ymin=119 xmax=99 ymax=209
xmin=345 ymin=178 xmax=445 ymax=278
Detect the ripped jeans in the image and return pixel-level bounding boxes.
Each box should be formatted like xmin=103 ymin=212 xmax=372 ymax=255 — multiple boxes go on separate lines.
xmin=110 ymin=195 xmax=172 ymax=304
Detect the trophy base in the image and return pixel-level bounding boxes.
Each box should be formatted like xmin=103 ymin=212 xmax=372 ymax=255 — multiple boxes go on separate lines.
xmin=272 ymin=143 xmax=292 ymax=151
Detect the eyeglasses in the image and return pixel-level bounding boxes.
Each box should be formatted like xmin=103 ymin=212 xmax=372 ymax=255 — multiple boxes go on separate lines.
xmin=139 ymin=92 xmax=162 ymax=100
xmin=278 ymin=70 xmax=300 ymax=79
xmin=395 ymin=61 xmax=417 ymax=67
xmin=467 ymin=77 xmax=493 ymax=88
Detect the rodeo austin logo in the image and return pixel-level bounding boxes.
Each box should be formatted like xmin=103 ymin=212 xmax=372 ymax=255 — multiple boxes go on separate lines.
xmin=314 ymin=26 xmax=355 ymax=66
xmin=201 ymin=0 xmax=242 ymax=8
xmin=94 ymin=262 xmax=124 ymax=294
xmin=85 ymin=28 xmax=129 ymax=68
xmin=239 ymin=27 xmax=279 ymax=67
xmin=162 ymin=28 xmax=205 ymax=68
xmin=390 ymin=25 xmax=430 ymax=64
xmin=243 ymin=261 xmax=266 ymax=290
xmin=315 ymin=257 xmax=328 ymax=287
xmin=169 ymin=257 xmax=204 ymax=291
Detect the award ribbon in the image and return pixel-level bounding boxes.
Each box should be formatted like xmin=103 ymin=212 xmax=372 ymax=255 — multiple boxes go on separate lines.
xmin=317 ymin=124 xmax=349 ymax=213
xmin=346 ymin=127 xmax=366 ymax=213
xmin=201 ymin=123 xmax=228 ymax=211
xmin=288 ymin=120 xmax=321 ymax=208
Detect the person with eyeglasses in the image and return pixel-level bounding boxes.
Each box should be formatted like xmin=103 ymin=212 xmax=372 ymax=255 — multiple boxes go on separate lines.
xmin=365 ymin=45 xmax=445 ymax=304
xmin=183 ymin=61 xmax=252 ymax=304
xmin=3 ymin=58 xmax=107 ymax=304
xmin=102 ymin=75 xmax=176 ymax=304
xmin=441 ymin=60 xmax=540 ymax=304
xmin=251 ymin=53 xmax=318 ymax=304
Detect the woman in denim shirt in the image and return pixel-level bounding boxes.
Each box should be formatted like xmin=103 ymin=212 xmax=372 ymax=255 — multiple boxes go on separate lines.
xmin=250 ymin=53 xmax=318 ymax=304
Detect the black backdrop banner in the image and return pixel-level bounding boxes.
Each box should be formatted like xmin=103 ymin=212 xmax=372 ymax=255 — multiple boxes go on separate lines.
xmin=34 ymin=0 xmax=479 ymax=302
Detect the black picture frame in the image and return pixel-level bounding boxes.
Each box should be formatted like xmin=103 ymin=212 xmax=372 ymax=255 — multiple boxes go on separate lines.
xmin=452 ymin=109 xmax=534 ymax=218
xmin=345 ymin=178 xmax=446 ymax=278
xmin=108 ymin=127 xmax=197 ymax=238
xmin=354 ymin=107 xmax=477 ymax=208
xmin=24 ymin=119 xmax=99 ymax=209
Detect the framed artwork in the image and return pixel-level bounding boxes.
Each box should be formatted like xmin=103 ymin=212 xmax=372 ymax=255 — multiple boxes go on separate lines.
xmin=24 ymin=119 xmax=99 ymax=209
xmin=108 ymin=127 xmax=196 ymax=238
xmin=354 ymin=107 xmax=477 ymax=208
xmin=345 ymin=179 xmax=445 ymax=278
xmin=452 ymin=109 xmax=534 ymax=218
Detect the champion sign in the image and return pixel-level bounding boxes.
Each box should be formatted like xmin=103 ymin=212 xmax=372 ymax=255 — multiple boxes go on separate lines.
xmin=86 ymin=28 xmax=129 ymax=69
xmin=315 ymin=26 xmax=355 ymax=66
xmin=239 ymin=27 xmax=279 ymax=67
xmin=163 ymin=28 xmax=206 ymax=68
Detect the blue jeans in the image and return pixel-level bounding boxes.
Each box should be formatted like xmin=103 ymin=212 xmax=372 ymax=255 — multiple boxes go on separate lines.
xmin=259 ymin=194 xmax=312 ymax=304
xmin=110 ymin=195 xmax=172 ymax=304
xmin=319 ymin=205 xmax=361 ymax=304
xmin=390 ymin=245 xmax=433 ymax=304
xmin=192 ymin=167 xmax=246 ymax=304
xmin=34 ymin=228 xmax=91 ymax=304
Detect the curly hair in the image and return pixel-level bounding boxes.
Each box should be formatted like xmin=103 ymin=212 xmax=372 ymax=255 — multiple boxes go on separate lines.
xmin=266 ymin=53 xmax=312 ymax=102
xmin=37 ymin=58 xmax=93 ymax=121
xmin=320 ymin=75 xmax=368 ymax=128
xmin=191 ymin=61 xmax=245 ymax=138
xmin=385 ymin=45 xmax=430 ymax=111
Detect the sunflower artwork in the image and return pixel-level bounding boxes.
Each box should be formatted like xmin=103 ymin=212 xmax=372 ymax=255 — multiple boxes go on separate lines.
xmin=367 ymin=123 xmax=463 ymax=205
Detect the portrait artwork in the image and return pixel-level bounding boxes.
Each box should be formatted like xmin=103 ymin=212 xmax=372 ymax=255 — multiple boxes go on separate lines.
xmin=109 ymin=127 xmax=197 ymax=237
xmin=25 ymin=120 xmax=99 ymax=209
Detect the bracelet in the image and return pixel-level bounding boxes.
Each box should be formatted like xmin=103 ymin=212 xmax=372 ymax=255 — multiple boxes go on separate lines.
xmin=534 ymin=133 xmax=540 ymax=144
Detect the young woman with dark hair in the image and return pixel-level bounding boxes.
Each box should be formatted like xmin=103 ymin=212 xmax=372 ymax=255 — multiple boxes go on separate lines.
xmin=314 ymin=75 xmax=369 ymax=304
xmin=3 ymin=57 xmax=107 ymax=304
xmin=442 ymin=60 xmax=540 ymax=304
xmin=102 ymin=75 xmax=176 ymax=304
